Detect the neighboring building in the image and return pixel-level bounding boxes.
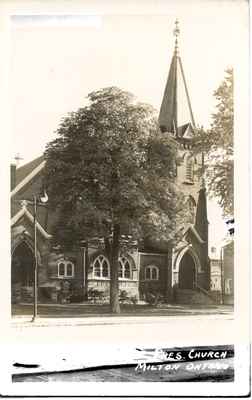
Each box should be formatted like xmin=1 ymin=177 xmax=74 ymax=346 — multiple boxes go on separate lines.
xmin=209 ymin=246 xmax=222 ymax=304
xmin=210 ymin=246 xmax=222 ymax=292
xmin=223 ymin=241 xmax=234 ymax=304
xmin=11 ymin=21 xmax=211 ymax=305
xmin=209 ymin=243 xmax=234 ymax=305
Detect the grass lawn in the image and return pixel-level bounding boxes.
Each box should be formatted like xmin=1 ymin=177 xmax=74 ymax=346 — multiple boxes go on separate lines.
xmin=12 ymin=302 xmax=233 ymax=318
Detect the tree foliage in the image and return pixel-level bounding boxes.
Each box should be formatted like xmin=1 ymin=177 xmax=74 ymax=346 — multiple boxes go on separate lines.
xmin=43 ymin=87 xmax=185 ymax=312
xmin=193 ymin=68 xmax=233 ymax=216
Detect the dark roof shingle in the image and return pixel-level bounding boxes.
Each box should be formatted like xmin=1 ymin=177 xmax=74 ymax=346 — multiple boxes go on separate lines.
xmin=15 ymin=155 xmax=44 ymax=186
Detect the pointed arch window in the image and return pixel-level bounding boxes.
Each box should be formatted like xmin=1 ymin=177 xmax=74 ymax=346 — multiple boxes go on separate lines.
xmin=92 ymin=255 xmax=110 ymax=279
xmin=118 ymin=256 xmax=132 ymax=279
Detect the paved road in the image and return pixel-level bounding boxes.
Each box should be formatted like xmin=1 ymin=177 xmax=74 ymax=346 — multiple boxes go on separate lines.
xmin=10 ymin=315 xmax=235 ymax=374
xmin=11 ymin=304 xmax=234 ymax=352
xmin=8 ymin=306 xmax=236 ymax=387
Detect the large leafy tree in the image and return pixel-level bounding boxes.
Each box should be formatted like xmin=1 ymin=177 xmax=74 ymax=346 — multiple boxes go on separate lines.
xmin=193 ymin=68 xmax=233 ymax=216
xmin=44 ymin=87 xmax=185 ymax=313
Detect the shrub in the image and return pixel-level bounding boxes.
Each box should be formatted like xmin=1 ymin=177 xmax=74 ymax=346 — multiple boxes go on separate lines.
xmin=88 ymin=288 xmax=106 ymax=303
xmin=119 ymin=290 xmax=138 ymax=305
xmin=145 ymin=291 xmax=163 ymax=306
xmin=130 ymin=295 xmax=138 ymax=305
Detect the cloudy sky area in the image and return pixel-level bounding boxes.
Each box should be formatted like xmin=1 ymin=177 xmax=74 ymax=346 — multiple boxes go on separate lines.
xmin=10 ymin=2 xmax=247 ymax=247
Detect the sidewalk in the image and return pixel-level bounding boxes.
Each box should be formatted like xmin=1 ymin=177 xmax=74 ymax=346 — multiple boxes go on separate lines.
xmin=10 ymin=307 xmax=235 ymax=379
xmin=12 ymin=311 xmax=233 ymax=328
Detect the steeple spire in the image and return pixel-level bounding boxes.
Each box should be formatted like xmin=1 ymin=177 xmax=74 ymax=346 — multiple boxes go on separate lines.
xmin=158 ymin=20 xmax=195 ymax=135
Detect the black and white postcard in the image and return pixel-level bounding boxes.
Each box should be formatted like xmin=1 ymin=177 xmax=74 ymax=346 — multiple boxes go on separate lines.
xmin=0 ymin=0 xmax=250 ymax=397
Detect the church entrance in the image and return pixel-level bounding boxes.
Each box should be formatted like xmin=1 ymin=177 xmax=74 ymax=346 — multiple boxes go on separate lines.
xmin=11 ymin=241 xmax=34 ymax=303
xmin=178 ymin=252 xmax=196 ymax=289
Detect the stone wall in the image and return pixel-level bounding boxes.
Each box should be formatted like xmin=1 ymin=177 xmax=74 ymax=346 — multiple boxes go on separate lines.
xmin=87 ymin=279 xmax=138 ymax=301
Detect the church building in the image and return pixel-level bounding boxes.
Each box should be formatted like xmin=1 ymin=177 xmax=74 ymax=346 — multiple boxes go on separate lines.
xmin=11 ymin=21 xmax=211 ymax=305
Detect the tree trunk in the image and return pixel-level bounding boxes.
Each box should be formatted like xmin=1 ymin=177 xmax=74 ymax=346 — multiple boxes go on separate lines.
xmin=110 ymin=224 xmax=121 ymax=314
xmin=104 ymin=237 xmax=111 ymax=257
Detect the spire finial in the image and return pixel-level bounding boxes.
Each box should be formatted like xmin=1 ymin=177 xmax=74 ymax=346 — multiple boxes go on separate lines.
xmin=173 ymin=18 xmax=180 ymax=55
xmin=14 ymin=152 xmax=23 ymax=166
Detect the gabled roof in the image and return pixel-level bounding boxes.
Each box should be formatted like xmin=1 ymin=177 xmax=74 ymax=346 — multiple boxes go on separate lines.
xmin=15 ymin=156 xmax=44 ymax=186
xmin=11 ymin=206 xmax=51 ymax=239
xmin=158 ymin=21 xmax=195 ymax=136
xmin=11 ymin=156 xmax=45 ymax=197
xmin=188 ymin=225 xmax=205 ymax=244
xmin=177 ymin=122 xmax=194 ymax=139
xmin=10 ymin=154 xmax=57 ymax=236
xmin=183 ymin=223 xmax=205 ymax=244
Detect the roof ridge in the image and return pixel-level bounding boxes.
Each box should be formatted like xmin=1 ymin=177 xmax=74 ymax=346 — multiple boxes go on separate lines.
xmin=16 ymin=155 xmax=44 ymax=171
xmin=11 ymin=157 xmax=46 ymax=197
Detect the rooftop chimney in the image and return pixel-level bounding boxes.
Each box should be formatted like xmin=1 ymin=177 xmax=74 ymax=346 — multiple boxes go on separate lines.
xmin=11 ymin=164 xmax=16 ymax=191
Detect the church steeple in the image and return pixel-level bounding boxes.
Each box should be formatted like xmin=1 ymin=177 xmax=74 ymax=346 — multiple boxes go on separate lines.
xmin=158 ymin=20 xmax=195 ymax=136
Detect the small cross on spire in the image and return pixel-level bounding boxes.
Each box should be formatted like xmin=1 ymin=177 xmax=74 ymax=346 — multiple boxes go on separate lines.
xmin=14 ymin=153 xmax=23 ymax=166
xmin=173 ymin=18 xmax=180 ymax=55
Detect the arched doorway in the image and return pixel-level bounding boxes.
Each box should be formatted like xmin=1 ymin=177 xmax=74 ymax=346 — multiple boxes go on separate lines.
xmin=178 ymin=251 xmax=196 ymax=289
xmin=12 ymin=241 xmax=34 ymax=303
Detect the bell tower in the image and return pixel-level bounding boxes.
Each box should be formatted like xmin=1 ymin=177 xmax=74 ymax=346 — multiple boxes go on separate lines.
xmin=158 ymin=19 xmax=205 ymax=226
xmin=159 ymin=20 xmax=210 ymax=294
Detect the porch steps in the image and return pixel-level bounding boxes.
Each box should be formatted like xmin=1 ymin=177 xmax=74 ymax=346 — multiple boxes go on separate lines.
xmin=174 ymin=288 xmax=215 ymax=305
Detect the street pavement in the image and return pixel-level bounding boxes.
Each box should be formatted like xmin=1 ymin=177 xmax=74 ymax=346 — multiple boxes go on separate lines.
xmin=9 ymin=305 xmax=235 ymax=381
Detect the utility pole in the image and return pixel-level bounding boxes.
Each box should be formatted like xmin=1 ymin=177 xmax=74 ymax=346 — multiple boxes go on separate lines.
xmin=16 ymin=192 xmax=48 ymax=322
xmin=80 ymin=240 xmax=88 ymax=300
xmin=220 ymin=246 xmax=225 ymax=305
xmin=31 ymin=196 xmax=38 ymax=322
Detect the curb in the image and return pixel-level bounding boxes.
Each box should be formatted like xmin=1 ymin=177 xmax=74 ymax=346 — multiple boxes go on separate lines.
xmin=11 ymin=313 xmax=234 ymax=328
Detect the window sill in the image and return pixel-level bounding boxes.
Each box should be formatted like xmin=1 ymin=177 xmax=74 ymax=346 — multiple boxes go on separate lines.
xmin=141 ymin=279 xmax=159 ymax=282
xmin=89 ymin=277 xmax=110 ymax=280
xmin=88 ymin=278 xmax=138 ymax=282
xmin=119 ymin=278 xmax=138 ymax=282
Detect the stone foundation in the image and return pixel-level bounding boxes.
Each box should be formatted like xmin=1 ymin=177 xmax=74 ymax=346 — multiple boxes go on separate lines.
xmin=87 ymin=279 xmax=139 ymax=302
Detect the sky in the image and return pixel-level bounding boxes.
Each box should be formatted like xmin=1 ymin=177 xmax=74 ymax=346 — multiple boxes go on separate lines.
xmin=9 ymin=2 xmax=247 ymax=248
